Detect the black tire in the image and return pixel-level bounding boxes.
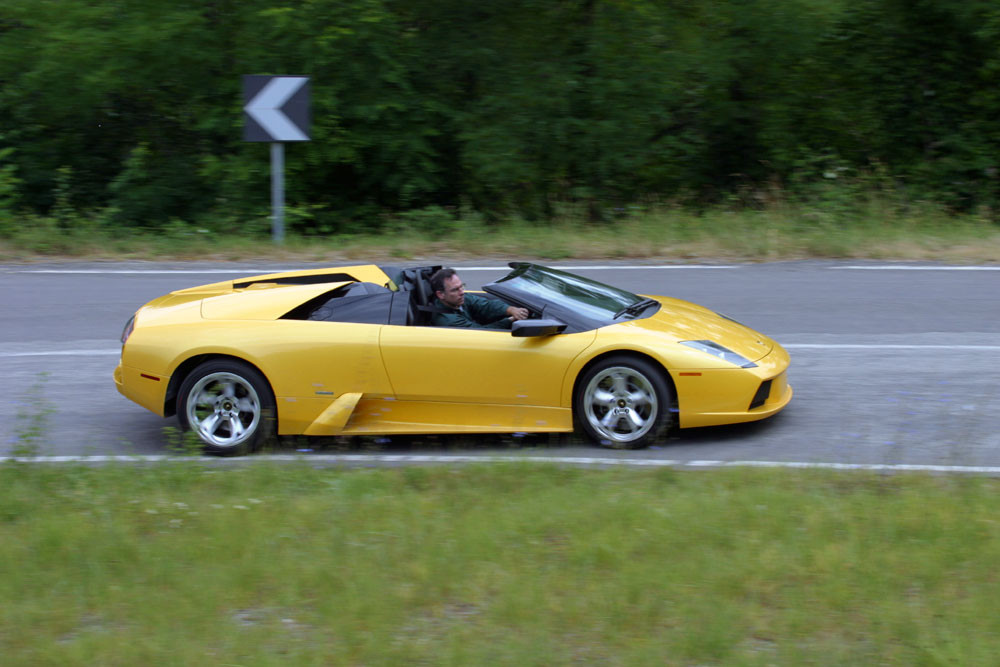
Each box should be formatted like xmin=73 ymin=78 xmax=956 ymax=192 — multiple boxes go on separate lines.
xmin=574 ymin=355 xmax=672 ymax=449
xmin=176 ymin=359 xmax=276 ymax=456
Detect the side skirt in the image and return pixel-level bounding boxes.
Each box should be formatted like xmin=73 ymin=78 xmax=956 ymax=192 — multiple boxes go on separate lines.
xmin=339 ymin=398 xmax=573 ymax=435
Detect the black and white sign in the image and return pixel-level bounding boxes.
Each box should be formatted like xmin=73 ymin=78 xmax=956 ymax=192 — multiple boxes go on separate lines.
xmin=243 ymin=75 xmax=310 ymax=142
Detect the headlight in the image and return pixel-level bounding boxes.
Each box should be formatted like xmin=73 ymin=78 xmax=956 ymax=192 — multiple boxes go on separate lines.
xmin=678 ymin=340 xmax=757 ymax=368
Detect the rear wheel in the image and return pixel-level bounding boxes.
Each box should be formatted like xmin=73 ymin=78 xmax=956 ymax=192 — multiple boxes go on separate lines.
xmin=177 ymin=360 xmax=275 ymax=456
xmin=574 ymin=356 xmax=672 ymax=449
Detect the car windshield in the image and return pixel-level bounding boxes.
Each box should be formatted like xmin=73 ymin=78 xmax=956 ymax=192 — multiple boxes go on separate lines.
xmin=492 ymin=264 xmax=645 ymax=321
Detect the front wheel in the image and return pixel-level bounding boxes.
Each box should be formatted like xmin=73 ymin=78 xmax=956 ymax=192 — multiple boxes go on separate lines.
xmin=574 ymin=356 xmax=672 ymax=449
xmin=176 ymin=359 xmax=276 ymax=456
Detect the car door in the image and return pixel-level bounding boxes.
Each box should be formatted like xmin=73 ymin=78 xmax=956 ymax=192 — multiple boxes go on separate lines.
xmin=259 ymin=289 xmax=398 ymax=433
xmin=378 ymin=324 xmax=597 ymax=406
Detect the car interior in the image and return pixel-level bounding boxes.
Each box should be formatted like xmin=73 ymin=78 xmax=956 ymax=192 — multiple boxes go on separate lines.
xmin=396 ymin=266 xmax=441 ymax=326
xmin=282 ymin=265 xmax=533 ymax=328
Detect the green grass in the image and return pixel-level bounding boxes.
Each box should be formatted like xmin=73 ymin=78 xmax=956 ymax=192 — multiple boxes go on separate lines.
xmin=1 ymin=196 xmax=998 ymax=263
xmin=3 ymin=461 xmax=1000 ymax=665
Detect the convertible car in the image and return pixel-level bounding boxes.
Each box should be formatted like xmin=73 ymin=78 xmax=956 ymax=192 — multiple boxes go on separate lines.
xmin=115 ymin=263 xmax=792 ymax=455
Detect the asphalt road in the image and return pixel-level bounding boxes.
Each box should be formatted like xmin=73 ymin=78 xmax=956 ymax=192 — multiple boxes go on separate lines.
xmin=2 ymin=259 xmax=998 ymax=467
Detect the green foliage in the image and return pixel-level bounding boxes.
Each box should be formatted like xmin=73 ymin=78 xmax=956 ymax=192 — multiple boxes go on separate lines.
xmin=391 ymin=205 xmax=457 ymax=235
xmin=1 ymin=0 xmax=1000 ymax=231
xmin=2 ymin=187 xmax=998 ymax=262
xmin=10 ymin=374 xmax=53 ymax=459
xmin=0 ymin=148 xmax=19 ymax=234
xmin=5 ymin=464 xmax=1000 ymax=663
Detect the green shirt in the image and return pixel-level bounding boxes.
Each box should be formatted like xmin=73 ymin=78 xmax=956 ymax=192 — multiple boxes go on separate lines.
xmin=430 ymin=293 xmax=512 ymax=329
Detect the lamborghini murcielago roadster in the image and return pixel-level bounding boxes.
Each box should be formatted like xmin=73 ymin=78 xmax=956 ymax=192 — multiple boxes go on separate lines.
xmin=115 ymin=263 xmax=792 ymax=455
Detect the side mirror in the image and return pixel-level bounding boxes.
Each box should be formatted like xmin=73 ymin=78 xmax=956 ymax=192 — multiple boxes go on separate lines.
xmin=511 ymin=318 xmax=567 ymax=337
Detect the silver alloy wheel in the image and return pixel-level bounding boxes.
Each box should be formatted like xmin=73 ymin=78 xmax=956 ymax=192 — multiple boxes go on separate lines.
xmin=184 ymin=371 xmax=262 ymax=449
xmin=582 ymin=365 xmax=659 ymax=444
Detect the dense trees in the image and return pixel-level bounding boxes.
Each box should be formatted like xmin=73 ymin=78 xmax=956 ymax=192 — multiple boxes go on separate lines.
xmin=1 ymin=0 xmax=999 ymax=232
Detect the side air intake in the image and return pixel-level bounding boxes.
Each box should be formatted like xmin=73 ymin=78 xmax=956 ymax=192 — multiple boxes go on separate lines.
xmin=749 ymin=380 xmax=772 ymax=410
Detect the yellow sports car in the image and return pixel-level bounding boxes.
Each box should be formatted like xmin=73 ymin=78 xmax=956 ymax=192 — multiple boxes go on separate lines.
xmin=115 ymin=263 xmax=792 ymax=455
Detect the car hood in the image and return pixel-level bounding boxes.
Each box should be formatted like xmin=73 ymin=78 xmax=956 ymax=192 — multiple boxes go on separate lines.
xmin=618 ymin=296 xmax=775 ymax=362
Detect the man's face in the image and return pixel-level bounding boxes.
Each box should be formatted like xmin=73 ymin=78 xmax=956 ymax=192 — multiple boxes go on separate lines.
xmin=437 ymin=274 xmax=465 ymax=308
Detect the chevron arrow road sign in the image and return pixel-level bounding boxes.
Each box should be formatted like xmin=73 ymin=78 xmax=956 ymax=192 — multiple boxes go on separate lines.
xmin=243 ymin=75 xmax=311 ymax=243
xmin=243 ymin=75 xmax=310 ymax=142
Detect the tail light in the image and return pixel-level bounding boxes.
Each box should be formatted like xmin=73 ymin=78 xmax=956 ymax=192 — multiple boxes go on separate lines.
xmin=120 ymin=314 xmax=136 ymax=345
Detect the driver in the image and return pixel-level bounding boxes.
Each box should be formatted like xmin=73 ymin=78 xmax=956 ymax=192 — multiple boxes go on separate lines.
xmin=429 ymin=268 xmax=529 ymax=329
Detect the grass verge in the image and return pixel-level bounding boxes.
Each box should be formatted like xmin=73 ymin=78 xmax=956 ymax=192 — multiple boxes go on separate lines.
xmin=3 ymin=461 xmax=1000 ymax=665
xmin=1 ymin=199 xmax=998 ymax=263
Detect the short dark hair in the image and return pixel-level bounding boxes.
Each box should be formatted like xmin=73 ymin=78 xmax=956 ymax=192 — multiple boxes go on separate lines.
xmin=429 ymin=267 xmax=456 ymax=295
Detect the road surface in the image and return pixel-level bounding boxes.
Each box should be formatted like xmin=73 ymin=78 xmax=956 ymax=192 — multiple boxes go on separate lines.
xmin=2 ymin=260 xmax=998 ymax=469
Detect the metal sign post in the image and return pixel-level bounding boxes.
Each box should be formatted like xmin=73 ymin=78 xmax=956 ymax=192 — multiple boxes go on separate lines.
xmin=242 ymin=75 xmax=311 ymax=244
xmin=271 ymin=142 xmax=285 ymax=243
